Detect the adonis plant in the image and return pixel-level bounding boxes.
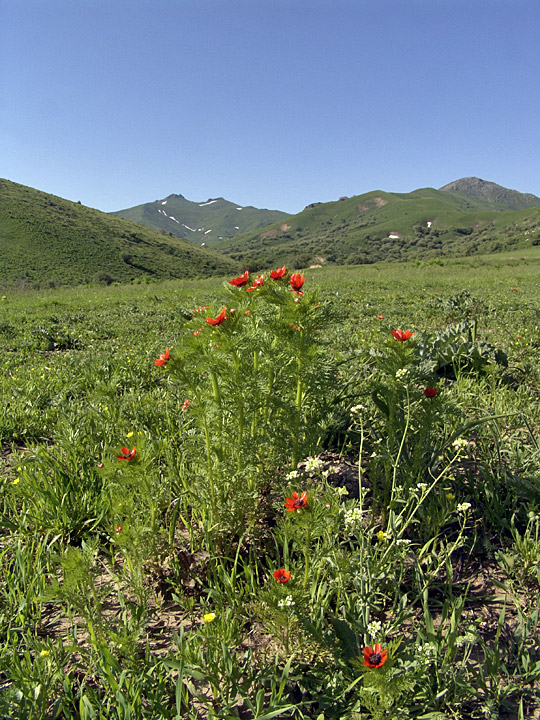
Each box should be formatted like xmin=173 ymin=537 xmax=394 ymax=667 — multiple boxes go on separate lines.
xmin=153 ymin=267 xmax=339 ymax=542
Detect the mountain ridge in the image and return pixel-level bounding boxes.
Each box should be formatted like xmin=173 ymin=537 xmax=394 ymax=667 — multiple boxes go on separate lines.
xmin=111 ymin=194 xmax=290 ymax=246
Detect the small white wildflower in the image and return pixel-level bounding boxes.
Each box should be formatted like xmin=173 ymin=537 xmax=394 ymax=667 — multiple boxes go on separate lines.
xmin=286 ymin=469 xmax=300 ymax=481
xmin=343 ymin=507 xmax=363 ymax=525
xmin=367 ymin=620 xmax=382 ymax=639
xmin=396 ymin=538 xmax=411 ymax=546
xmin=417 ymin=482 xmax=428 ymax=490
xmin=395 ymin=368 xmax=410 ymax=380
xmin=278 ymin=595 xmax=295 ymax=609
xmin=350 ymin=404 xmax=366 ymax=416
xmin=452 ymin=438 xmax=469 ymax=451
xmin=457 ymin=502 xmax=472 ymax=513
xmin=418 ymin=643 xmax=437 ymax=661
xmin=305 ymin=457 xmax=324 ymax=474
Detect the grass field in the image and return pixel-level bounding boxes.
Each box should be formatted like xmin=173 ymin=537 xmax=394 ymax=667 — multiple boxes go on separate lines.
xmin=1 ymin=250 xmax=540 ymax=719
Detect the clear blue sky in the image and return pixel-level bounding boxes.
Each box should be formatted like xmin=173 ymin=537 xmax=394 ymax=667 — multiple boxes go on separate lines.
xmin=2 ymin=0 xmax=539 ymax=214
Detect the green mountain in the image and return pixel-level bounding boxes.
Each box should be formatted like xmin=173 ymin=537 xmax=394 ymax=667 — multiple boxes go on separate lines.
xmin=0 ymin=179 xmax=237 ymax=289
xmin=440 ymin=177 xmax=540 ymax=211
xmin=111 ymin=194 xmax=290 ymax=246
xmin=219 ymin=182 xmax=540 ymax=270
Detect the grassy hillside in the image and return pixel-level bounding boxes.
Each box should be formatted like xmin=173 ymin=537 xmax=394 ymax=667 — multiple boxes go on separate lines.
xmin=219 ymin=187 xmax=540 ymax=270
xmin=111 ymin=193 xmax=290 ymax=246
xmin=0 ymin=179 xmax=238 ymax=289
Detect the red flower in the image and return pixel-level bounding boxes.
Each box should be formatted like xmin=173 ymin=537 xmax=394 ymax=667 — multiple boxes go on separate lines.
xmin=392 ymin=329 xmax=414 ymax=342
xmin=116 ymin=525 xmax=122 ymax=534
xmin=117 ymin=446 xmax=136 ymax=461
xmin=284 ymin=491 xmax=308 ymax=512
xmin=273 ymin=568 xmax=291 ymax=584
xmin=155 ymin=348 xmax=170 ymax=366
xmin=377 ymin=315 xmax=384 ymax=320
xmin=362 ymin=643 xmax=388 ymax=668
xmin=246 ymin=275 xmax=265 ymax=292
xmin=229 ymin=270 xmax=249 ymax=287
xmin=182 ymin=399 xmax=190 ymax=410
xmin=206 ymin=307 xmax=227 ymax=326
xmin=289 ymin=273 xmax=305 ymax=292
xmin=424 ymin=387 xmax=437 ymax=398
xmin=270 ymin=265 xmax=287 ymax=280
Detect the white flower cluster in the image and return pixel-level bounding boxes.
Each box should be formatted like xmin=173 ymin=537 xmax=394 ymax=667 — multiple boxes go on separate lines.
xmin=367 ymin=620 xmax=382 ymax=639
xmin=277 ymin=595 xmax=295 ymax=609
xmin=452 ymin=437 xmax=469 ymax=451
xmin=417 ymin=643 xmax=437 ymax=663
xmin=395 ymin=538 xmax=411 ymax=546
xmin=395 ymin=368 xmax=410 ymax=380
xmin=416 ymin=482 xmax=428 ymax=491
xmin=305 ymin=457 xmax=325 ymax=474
xmin=343 ymin=507 xmax=363 ymax=526
xmin=350 ymin=404 xmax=366 ymax=416
xmin=286 ymin=469 xmax=300 ymax=481
xmin=456 ymin=502 xmax=472 ymax=513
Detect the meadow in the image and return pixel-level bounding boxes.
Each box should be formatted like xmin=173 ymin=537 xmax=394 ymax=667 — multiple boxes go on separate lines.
xmin=1 ymin=251 xmax=540 ymax=719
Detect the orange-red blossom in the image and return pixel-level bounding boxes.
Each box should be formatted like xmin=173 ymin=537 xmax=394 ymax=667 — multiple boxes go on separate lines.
xmin=289 ymin=273 xmax=305 ymax=292
xmin=155 ymin=348 xmax=170 ymax=366
xmin=392 ymin=329 xmax=414 ymax=341
xmin=206 ymin=307 xmax=227 ymax=326
xmin=362 ymin=643 xmax=388 ymax=668
xmin=284 ymin=491 xmax=308 ymax=512
xmin=273 ymin=568 xmax=291 ymax=583
xmin=117 ymin=446 xmax=136 ymax=461
xmin=229 ymin=270 xmax=249 ymax=287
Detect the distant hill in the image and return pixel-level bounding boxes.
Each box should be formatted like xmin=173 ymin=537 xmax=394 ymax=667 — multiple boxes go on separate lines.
xmin=0 ymin=179 xmax=237 ymax=289
xmin=440 ymin=177 xmax=540 ymax=211
xmin=111 ymin=194 xmax=290 ymax=247
xmin=218 ymin=182 xmax=540 ymax=270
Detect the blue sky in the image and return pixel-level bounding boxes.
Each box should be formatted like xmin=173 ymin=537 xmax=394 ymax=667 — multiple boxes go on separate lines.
xmin=1 ymin=0 xmax=539 ymax=214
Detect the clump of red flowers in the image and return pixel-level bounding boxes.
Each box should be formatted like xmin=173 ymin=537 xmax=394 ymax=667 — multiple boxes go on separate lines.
xmin=284 ymin=491 xmax=308 ymax=512
xmin=270 ymin=266 xmax=287 ymax=280
xmin=362 ymin=643 xmax=388 ymax=668
xmin=273 ymin=568 xmax=291 ymax=584
xmin=392 ymin=329 xmax=414 ymax=342
xmin=289 ymin=273 xmax=305 ymax=293
xmin=229 ymin=270 xmax=249 ymax=287
xmin=182 ymin=399 xmax=190 ymax=410
xmin=424 ymin=387 xmax=437 ymax=398
xmin=155 ymin=348 xmax=170 ymax=366
xmin=117 ymin=446 xmax=136 ymax=461
xmin=206 ymin=307 xmax=227 ymax=326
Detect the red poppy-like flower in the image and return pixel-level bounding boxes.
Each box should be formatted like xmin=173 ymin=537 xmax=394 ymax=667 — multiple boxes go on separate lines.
xmin=362 ymin=643 xmax=388 ymax=668
xmin=229 ymin=270 xmax=249 ymax=287
xmin=182 ymin=399 xmax=190 ymax=410
xmin=284 ymin=491 xmax=308 ymax=512
xmin=155 ymin=348 xmax=170 ymax=366
xmin=206 ymin=307 xmax=227 ymax=326
xmin=117 ymin=446 xmax=136 ymax=461
xmin=246 ymin=275 xmax=265 ymax=292
xmin=392 ymin=329 xmax=414 ymax=342
xmin=424 ymin=387 xmax=437 ymax=398
xmin=273 ymin=568 xmax=291 ymax=584
xmin=116 ymin=525 xmax=122 ymax=534
xmin=377 ymin=315 xmax=384 ymax=320
xmin=289 ymin=273 xmax=305 ymax=292
xmin=270 ymin=266 xmax=287 ymax=280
